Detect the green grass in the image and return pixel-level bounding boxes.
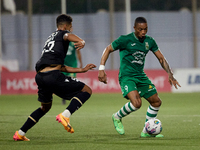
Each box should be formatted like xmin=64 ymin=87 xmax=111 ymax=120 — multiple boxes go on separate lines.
xmin=0 ymin=93 xmax=200 ymax=150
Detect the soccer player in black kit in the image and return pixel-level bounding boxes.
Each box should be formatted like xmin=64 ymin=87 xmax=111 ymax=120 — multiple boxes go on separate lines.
xmin=13 ymin=14 xmax=96 ymax=141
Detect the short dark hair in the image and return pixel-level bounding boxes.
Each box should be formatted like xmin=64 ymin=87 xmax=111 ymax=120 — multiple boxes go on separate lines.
xmin=134 ymin=17 xmax=147 ymax=26
xmin=56 ymin=14 xmax=73 ymax=27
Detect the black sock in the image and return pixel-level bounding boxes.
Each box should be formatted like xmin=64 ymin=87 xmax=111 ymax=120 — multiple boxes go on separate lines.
xmin=20 ymin=107 xmax=46 ymax=133
xmin=66 ymin=92 xmax=91 ymax=114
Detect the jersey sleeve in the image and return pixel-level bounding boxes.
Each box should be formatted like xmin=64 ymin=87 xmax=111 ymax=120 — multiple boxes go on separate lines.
xmin=111 ymin=36 xmax=126 ymax=51
xmin=62 ymin=30 xmax=70 ymax=41
xmin=150 ymin=38 xmax=159 ymax=52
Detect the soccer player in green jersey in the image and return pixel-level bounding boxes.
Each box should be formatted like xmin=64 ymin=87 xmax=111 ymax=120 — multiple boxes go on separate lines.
xmin=98 ymin=17 xmax=181 ymax=137
xmin=63 ymin=42 xmax=82 ymax=78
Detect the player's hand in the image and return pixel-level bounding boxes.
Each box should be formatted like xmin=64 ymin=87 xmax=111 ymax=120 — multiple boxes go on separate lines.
xmin=98 ymin=70 xmax=107 ymax=84
xmin=82 ymin=64 xmax=96 ymax=72
xmin=74 ymin=40 xmax=85 ymax=50
xmin=168 ymin=75 xmax=181 ymax=89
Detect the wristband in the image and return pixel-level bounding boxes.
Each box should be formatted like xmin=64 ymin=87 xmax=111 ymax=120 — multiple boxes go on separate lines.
xmin=81 ymin=40 xmax=85 ymax=45
xmin=99 ymin=65 xmax=105 ymax=70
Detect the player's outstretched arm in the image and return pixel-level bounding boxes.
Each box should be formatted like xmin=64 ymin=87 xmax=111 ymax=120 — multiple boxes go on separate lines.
xmin=81 ymin=64 xmax=96 ymax=72
xmin=63 ymin=33 xmax=85 ymax=50
xmin=98 ymin=44 xmax=114 ymax=84
xmin=154 ymin=50 xmax=181 ymax=89
xmin=61 ymin=64 xmax=96 ymax=73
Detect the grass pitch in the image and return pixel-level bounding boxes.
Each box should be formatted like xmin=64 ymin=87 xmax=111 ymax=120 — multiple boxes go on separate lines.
xmin=0 ymin=92 xmax=200 ymax=150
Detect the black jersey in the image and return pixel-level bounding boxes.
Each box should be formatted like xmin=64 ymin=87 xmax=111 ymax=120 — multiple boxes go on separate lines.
xmin=35 ymin=30 xmax=70 ymax=72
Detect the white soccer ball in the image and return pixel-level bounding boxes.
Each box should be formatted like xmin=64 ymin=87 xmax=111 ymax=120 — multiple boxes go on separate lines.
xmin=145 ymin=118 xmax=162 ymax=135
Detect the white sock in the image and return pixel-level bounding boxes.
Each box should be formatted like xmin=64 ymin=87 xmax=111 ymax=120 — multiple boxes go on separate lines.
xmin=62 ymin=109 xmax=71 ymax=118
xmin=18 ymin=129 xmax=25 ymax=136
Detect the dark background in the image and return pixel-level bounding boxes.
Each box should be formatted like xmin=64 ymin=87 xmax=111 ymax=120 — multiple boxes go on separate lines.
xmin=2 ymin=0 xmax=198 ymax=14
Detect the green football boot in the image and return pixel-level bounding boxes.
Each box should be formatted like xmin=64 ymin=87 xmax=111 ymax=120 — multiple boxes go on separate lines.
xmin=112 ymin=114 xmax=125 ymax=135
xmin=140 ymin=132 xmax=164 ymax=138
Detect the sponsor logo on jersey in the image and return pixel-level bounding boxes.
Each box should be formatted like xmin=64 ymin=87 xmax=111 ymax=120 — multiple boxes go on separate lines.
xmin=131 ymin=43 xmax=136 ymax=46
xmin=149 ymin=85 xmax=153 ymax=89
xmin=131 ymin=51 xmax=145 ymax=65
xmin=148 ymin=85 xmax=155 ymax=92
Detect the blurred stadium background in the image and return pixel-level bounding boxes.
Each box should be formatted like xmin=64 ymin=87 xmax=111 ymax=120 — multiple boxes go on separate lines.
xmin=0 ymin=0 xmax=200 ymax=94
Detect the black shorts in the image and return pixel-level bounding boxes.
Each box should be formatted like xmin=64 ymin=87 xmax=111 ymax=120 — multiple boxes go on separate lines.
xmin=35 ymin=70 xmax=85 ymax=103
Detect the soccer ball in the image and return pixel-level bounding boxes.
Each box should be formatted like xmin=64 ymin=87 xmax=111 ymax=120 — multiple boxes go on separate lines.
xmin=145 ymin=118 xmax=162 ymax=135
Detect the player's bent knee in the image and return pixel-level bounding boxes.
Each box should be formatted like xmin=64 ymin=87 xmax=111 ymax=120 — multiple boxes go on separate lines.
xmin=155 ymin=97 xmax=162 ymax=107
xmin=158 ymin=99 xmax=162 ymax=107
xmin=130 ymin=99 xmax=142 ymax=109
xmin=147 ymin=93 xmax=162 ymax=107
xmin=41 ymin=103 xmax=52 ymax=113
xmin=81 ymin=85 xmax=92 ymax=95
xmin=152 ymin=98 xmax=162 ymax=107
xmin=133 ymin=102 xmax=142 ymax=109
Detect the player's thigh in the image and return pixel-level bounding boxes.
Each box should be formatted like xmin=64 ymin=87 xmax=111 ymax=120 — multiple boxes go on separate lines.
xmin=35 ymin=73 xmax=53 ymax=103
xmin=54 ymin=75 xmax=85 ymax=100
xmin=81 ymin=84 xmax=92 ymax=94
xmin=119 ymin=77 xmax=137 ymax=98
xmin=137 ymin=76 xmax=157 ymax=99
xmin=127 ymin=90 xmax=142 ymax=108
xmin=120 ymin=78 xmax=142 ymax=108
